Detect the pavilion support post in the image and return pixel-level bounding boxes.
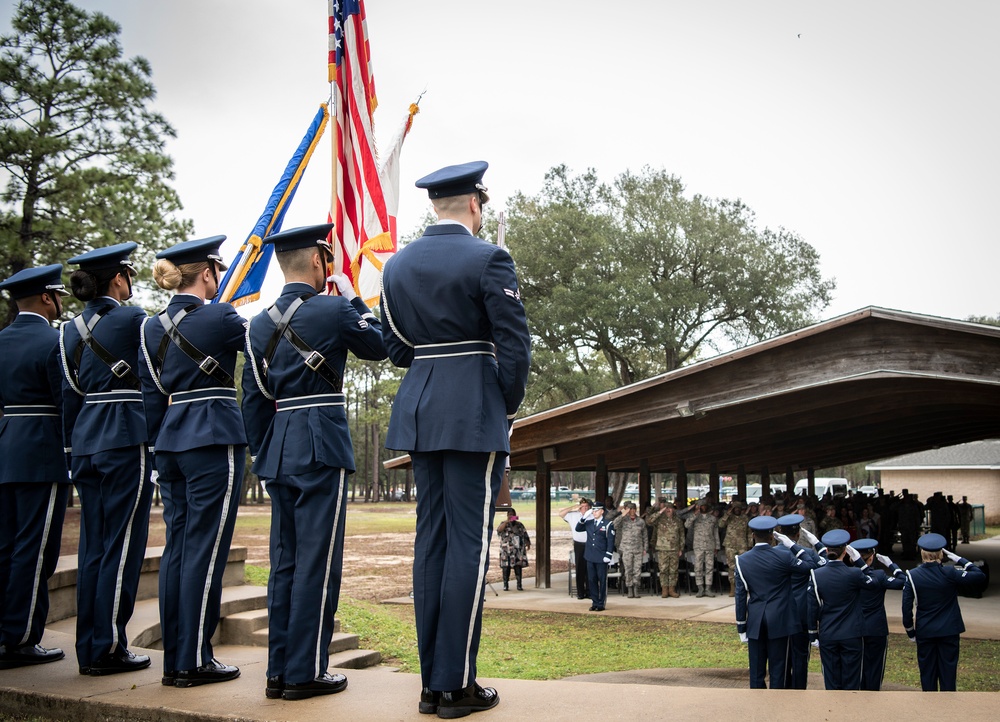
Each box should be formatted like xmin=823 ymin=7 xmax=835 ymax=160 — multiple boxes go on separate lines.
xmin=639 ymin=460 xmax=652 ymax=514
xmin=676 ymin=461 xmax=688 ymax=507
xmin=786 ymin=467 xmax=795 ymax=494
xmin=596 ymin=455 xmax=608 ymax=506
xmin=808 ymin=467 xmax=816 ymax=498
xmin=737 ymin=464 xmax=748 ymax=501
xmin=709 ymin=462 xmax=719 ymax=502
xmin=762 ymin=466 xmax=771 ymax=496
xmin=534 ymin=450 xmax=552 ymax=589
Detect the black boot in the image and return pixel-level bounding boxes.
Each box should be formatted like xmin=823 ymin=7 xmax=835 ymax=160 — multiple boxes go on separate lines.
xmin=515 ymin=568 xmax=523 ymax=591
xmin=503 ymin=567 xmax=510 ymax=591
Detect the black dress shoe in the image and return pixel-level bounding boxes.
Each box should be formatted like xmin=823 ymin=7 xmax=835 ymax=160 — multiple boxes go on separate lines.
xmin=162 ymin=671 xmax=176 ymax=686
xmin=282 ymin=672 xmax=348 ymax=700
xmin=419 ymin=687 xmax=441 ymax=714
xmin=175 ymin=659 xmax=240 ymax=687
xmin=437 ymin=683 xmax=499 ymax=719
xmin=0 ymin=644 xmax=64 ymax=669
xmin=589 ymin=605 xmax=597 ymax=611
xmin=266 ymin=675 xmax=285 ymax=699
xmin=79 ymin=666 xmax=91 ymax=675
xmin=89 ymin=649 xmax=151 ymax=676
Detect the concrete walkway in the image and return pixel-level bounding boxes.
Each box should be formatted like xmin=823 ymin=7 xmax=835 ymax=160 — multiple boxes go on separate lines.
xmin=1 ymin=539 xmax=998 ymax=721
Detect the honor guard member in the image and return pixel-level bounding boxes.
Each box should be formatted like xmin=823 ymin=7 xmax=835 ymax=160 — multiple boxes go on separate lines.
xmin=241 ymin=224 xmax=386 ymax=701
xmin=576 ymin=503 xmax=616 ymax=611
xmin=734 ymin=515 xmax=819 ymax=689
xmin=806 ymin=529 xmax=876 ymax=690
xmin=381 ymin=161 xmax=531 ymax=718
xmin=60 ymin=243 xmax=153 ymax=675
xmin=0 ymin=265 xmax=71 ymax=669
xmin=851 ymin=538 xmax=905 ymax=690
xmin=775 ymin=513 xmax=827 ymax=689
xmin=139 ymin=236 xmax=247 ymax=687
xmin=902 ymin=533 xmax=986 ymax=691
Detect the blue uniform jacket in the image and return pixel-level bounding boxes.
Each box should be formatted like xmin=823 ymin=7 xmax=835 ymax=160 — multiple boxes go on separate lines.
xmin=241 ymin=283 xmax=386 ymax=478
xmin=0 ymin=313 xmax=68 ymax=484
xmin=789 ymin=544 xmax=827 ymax=631
xmin=807 ymin=559 xmax=876 ymax=641
xmin=735 ymin=542 xmax=818 ymax=639
xmin=902 ymin=558 xmax=986 ymax=639
xmin=59 ymin=298 xmax=148 ymax=454
xmin=380 ymin=224 xmax=531 ymax=453
xmin=576 ymin=516 xmax=616 ymax=563
xmin=859 ymin=564 xmax=906 ymax=636
xmin=139 ymin=294 xmax=248 ymax=452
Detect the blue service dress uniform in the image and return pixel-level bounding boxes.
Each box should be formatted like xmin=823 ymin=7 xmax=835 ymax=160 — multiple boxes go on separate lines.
xmin=858 ymin=559 xmax=905 ymax=690
xmin=60 ymin=295 xmax=153 ymax=668
xmin=139 ymin=293 xmax=248 ymax=676
xmin=381 ymin=222 xmax=531 ymax=693
xmin=0 ymin=309 xmax=70 ymax=658
xmin=781 ymin=529 xmax=827 ymax=689
xmin=806 ymin=557 xmax=876 ymax=690
xmin=734 ymin=541 xmax=819 ymax=689
xmin=902 ymin=552 xmax=985 ymax=691
xmin=242 ymin=282 xmax=385 ymax=687
xmin=575 ymin=514 xmax=616 ymax=610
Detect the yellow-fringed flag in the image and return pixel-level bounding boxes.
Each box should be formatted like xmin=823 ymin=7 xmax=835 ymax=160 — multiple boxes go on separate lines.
xmin=215 ymin=105 xmax=329 ymax=306
xmin=329 ymin=0 xmax=417 ymax=305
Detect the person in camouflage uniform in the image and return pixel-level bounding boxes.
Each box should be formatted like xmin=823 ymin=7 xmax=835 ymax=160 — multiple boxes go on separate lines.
xmin=685 ymin=499 xmax=720 ymax=597
xmin=613 ymin=502 xmax=647 ymax=597
xmin=646 ymin=499 xmax=685 ymax=598
xmin=718 ymin=499 xmax=751 ymax=597
xmin=496 ymin=509 xmax=531 ymax=591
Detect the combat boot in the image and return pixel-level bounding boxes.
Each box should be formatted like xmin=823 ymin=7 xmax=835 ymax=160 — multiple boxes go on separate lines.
xmin=704 ymin=587 xmax=716 ymax=598
xmin=696 ymin=586 xmax=705 ymax=598
xmin=668 ymin=586 xmax=679 ymax=598
xmin=729 ymin=587 xmax=736 ymax=597
xmin=634 ymin=585 xmax=641 ymax=598
xmin=661 ymin=587 xmax=669 ymax=598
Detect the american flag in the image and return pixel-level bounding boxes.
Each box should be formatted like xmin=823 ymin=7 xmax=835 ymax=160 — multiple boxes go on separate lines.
xmin=329 ymin=0 xmax=395 ymax=305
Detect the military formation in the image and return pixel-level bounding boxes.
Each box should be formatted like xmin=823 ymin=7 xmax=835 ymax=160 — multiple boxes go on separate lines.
xmin=0 ymin=162 xmax=532 ymax=718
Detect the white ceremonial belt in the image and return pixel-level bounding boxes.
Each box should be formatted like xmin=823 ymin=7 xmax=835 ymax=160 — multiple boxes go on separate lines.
xmin=2 ymin=404 xmax=59 ymax=417
xmin=276 ymin=393 xmax=347 ymax=412
xmin=169 ymin=387 xmax=237 ymax=405
xmin=85 ymin=390 xmax=142 ymax=404
xmin=413 ymin=340 xmax=495 ymax=359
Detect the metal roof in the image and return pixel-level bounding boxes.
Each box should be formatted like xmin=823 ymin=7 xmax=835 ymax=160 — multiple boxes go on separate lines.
xmin=867 ymin=439 xmax=1000 ymax=470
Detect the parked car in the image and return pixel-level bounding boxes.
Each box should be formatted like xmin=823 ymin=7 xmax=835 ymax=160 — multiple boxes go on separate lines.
xmin=793 ymin=477 xmax=849 ymax=499
xmin=858 ymin=485 xmax=879 ymax=496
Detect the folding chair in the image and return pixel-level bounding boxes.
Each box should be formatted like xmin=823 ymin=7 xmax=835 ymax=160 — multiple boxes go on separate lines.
xmin=568 ymin=549 xmax=576 ymax=597
xmin=714 ymin=550 xmax=730 ymax=595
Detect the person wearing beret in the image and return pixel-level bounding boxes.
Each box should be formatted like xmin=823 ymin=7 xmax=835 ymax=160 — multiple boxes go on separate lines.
xmin=852 ymin=538 xmax=905 ymax=690
xmin=734 ymin=515 xmax=820 ymax=689
xmin=775 ymin=513 xmax=828 ymax=689
xmin=806 ymin=529 xmax=876 ymax=689
xmin=138 ymin=236 xmax=247 ymax=687
xmin=902 ymin=533 xmax=986 ymax=691
xmin=241 ymin=224 xmax=386 ymax=701
xmin=59 ymin=243 xmax=153 ymax=676
xmin=381 ymin=161 xmax=530 ymax=718
xmin=0 ymin=265 xmax=71 ymax=669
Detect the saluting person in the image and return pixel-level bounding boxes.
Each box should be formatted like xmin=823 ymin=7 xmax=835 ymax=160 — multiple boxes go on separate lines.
xmin=381 ymin=161 xmax=531 ymax=718
xmin=242 ymin=224 xmax=386 ymax=701
xmin=0 ymin=265 xmax=71 ymax=669
xmin=139 ymin=236 xmax=247 ymax=687
xmin=806 ymin=529 xmax=876 ymax=690
xmin=60 ymin=243 xmax=153 ymax=676
xmin=851 ymin=538 xmax=905 ymax=691
xmin=902 ymin=533 xmax=986 ymax=691
xmin=576 ymin=503 xmax=616 ymax=611
xmin=775 ymin=513 xmax=827 ymax=689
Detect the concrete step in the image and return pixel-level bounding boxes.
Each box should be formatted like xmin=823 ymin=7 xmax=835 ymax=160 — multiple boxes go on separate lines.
xmin=220 ymin=607 xmax=346 ymax=646
xmin=329 ymin=647 xmax=382 ymax=670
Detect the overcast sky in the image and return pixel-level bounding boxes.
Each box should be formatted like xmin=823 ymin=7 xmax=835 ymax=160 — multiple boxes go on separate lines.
xmin=4 ymin=0 xmax=998 ymax=323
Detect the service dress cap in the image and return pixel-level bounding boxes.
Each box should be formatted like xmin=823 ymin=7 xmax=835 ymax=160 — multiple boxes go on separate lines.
xmin=749 ymin=516 xmax=778 ymax=532
xmin=591 ymin=503 xmax=604 ymax=511
xmin=262 ymin=223 xmax=334 ymax=253
xmin=852 ymin=538 xmax=878 ymax=552
xmin=821 ymin=529 xmax=851 ymax=547
xmin=157 ymin=235 xmax=229 ymax=271
xmin=68 ymin=242 xmax=138 ymax=272
xmin=415 ymin=161 xmax=490 ymax=203
xmin=0 ymin=264 xmax=68 ymax=300
xmin=776 ymin=513 xmax=804 ymax=528
xmin=917 ymin=533 xmax=948 ymax=552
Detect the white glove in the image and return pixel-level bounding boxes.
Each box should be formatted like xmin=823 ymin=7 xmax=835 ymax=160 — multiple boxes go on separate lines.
xmin=799 ymin=527 xmax=818 ymax=546
xmin=845 ymin=545 xmax=860 ymax=562
xmin=875 ymin=553 xmax=893 ymax=567
xmin=328 ymin=273 xmax=357 ymax=300
xmin=582 ymin=510 xmax=594 ymax=521
xmin=773 ymin=531 xmax=794 ymax=548
xmin=603 ymin=554 xmax=613 ymax=565
xmin=943 ymin=548 xmax=961 ymax=563
xmin=810 ymin=640 xmax=820 ymax=649
xmin=908 ymin=635 xmax=917 ymax=644
xmin=738 ymin=632 xmax=748 ymax=643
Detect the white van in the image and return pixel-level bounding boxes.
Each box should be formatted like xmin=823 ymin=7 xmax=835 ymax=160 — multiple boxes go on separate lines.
xmin=793 ymin=477 xmax=849 ymax=499
xmin=745 ymin=483 xmax=787 ymax=502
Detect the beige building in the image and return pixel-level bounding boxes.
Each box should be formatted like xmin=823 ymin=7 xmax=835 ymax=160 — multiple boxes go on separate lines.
xmin=867 ymin=440 xmax=1000 ymax=523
